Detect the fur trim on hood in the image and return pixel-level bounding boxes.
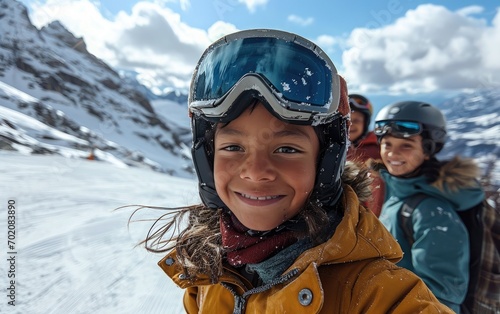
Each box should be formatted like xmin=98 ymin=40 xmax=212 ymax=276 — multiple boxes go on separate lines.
xmin=431 ymin=156 xmax=481 ymax=192
xmin=342 ymin=160 xmax=373 ymax=203
xmin=369 ymin=156 xmax=481 ymax=192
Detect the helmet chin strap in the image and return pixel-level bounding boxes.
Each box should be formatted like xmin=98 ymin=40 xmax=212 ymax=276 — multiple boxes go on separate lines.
xmin=191 ymin=118 xmax=227 ymax=209
xmin=315 ymin=144 xmax=345 ymax=207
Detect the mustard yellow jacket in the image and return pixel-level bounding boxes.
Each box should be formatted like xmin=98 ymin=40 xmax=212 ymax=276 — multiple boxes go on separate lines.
xmin=159 ymin=186 xmax=453 ymax=313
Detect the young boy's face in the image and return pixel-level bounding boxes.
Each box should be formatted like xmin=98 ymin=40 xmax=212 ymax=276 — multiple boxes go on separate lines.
xmin=213 ymin=103 xmax=320 ymax=231
xmin=349 ymin=111 xmax=365 ymax=142
xmin=380 ymin=135 xmax=429 ymax=176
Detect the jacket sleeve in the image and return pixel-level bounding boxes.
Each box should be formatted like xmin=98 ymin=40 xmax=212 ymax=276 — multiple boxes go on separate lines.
xmin=348 ymin=259 xmax=455 ymax=313
xmin=410 ymin=198 xmax=470 ymax=312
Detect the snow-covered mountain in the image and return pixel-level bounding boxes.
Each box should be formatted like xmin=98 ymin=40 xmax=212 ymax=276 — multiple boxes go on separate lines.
xmin=437 ymin=88 xmax=500 ymax=184
xmin=0 ymin=0 xmax=192 ymax=177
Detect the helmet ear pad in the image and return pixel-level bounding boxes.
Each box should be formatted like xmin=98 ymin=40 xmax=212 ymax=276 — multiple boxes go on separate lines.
xmin=421 ymin=127 xmax=446 ymax=156
xmin=421 ymin=138 xmax=436 ymax=156
xmin=311 ymin=116 xmax=348 ymax=208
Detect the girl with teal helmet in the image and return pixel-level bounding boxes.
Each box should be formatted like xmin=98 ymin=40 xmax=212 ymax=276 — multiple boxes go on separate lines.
xmin=373 ymin=100 xmax=485 ymax=312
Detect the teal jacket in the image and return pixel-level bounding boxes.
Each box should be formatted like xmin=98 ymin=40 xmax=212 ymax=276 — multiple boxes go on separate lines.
xmin=378 ymin=157 xmax=485 ymax=313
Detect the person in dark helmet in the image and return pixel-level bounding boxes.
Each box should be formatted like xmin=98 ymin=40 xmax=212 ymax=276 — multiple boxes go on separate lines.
xmin=347 ymin=94 xmax=380 ymax=161
xmin=135 ymin=30 xmax=453 ymax=313
xmin=346 ymin=94 xmax=384 ymax=216
xmin=371 ymin=100 xmax=485 ymax=313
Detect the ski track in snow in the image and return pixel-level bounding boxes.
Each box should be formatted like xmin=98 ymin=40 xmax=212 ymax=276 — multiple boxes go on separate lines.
xmin=0 ymin=153 xmax=198 ymax=313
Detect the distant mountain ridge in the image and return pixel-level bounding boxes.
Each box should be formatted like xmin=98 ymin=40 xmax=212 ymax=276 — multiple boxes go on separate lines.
xmin=0 ymin=0 xmax=192 ymax=177
xmin=437 ymin=88 xmax=500 ymax=184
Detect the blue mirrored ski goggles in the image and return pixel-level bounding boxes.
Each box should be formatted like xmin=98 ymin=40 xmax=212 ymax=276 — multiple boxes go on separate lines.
xmin=374 ymin=120 xmax=423 ymax=138
xmin=188 ymin=29 xmax=341 ymax=124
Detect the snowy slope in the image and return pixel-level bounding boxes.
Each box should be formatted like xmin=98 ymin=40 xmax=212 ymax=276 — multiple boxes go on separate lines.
xmin=0 ymin=153 xmax=200 ymax=314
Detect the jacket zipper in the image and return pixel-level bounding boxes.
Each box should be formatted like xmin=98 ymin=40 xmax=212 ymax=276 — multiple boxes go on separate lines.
xmin=220 ymin=268 xmax=300 ymax=314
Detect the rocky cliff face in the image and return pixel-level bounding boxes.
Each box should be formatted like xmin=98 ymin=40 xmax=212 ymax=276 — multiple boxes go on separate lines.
xmin=0 ymin=0 xmax=192 ymax=176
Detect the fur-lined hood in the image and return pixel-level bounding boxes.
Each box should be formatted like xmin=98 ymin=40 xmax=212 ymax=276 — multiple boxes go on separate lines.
xmin=374 ymin=156 xmax=485 ymax=211
xmin=341 ymin=160 xmax=373 ymax=204
xmin=431 ymin=156 xmax=482 ymax=192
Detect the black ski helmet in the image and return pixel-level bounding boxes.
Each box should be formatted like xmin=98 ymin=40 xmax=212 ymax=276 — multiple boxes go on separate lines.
xmin=374 ymin=101 xmax=447 ymax=155
xmin=348 ymin=93 xmax=373 ymax=139
xmin=188 ymin=29 xmax=350 ymax=211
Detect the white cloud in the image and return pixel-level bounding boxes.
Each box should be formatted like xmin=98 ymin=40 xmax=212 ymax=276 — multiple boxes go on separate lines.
xmin=288 ymin=14 xmax=314 ymax=27
xmin=314 ymin=34 xmax=344 ymax=57
xmin=316 ymin=35 xmax=337 ymax=47
xmin=342 ymin=4 xmax=500 ymax=94
xmin=151 ymin=0 xmax=191 ymax=11
xmin=456 ymin=5 xmax=483 ymax=17
xmin=207 ymin=21 xmax=239 ymax=42
xmin=481 ymin=7 xmax=500 ymax=75
xmin=179 ymin=0 xmax=191 ymax=11
xmin=29 ymin=0 xmax=213 ymax=91
xmin=238 ymin=0 xmax=268 ymax=13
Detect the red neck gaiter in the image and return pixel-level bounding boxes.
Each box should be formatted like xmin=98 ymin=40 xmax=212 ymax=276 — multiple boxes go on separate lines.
xmin=220 ymin=211 xmax=299 ymax=266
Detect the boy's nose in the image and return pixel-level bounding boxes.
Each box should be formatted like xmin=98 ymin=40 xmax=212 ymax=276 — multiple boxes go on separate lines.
xmin=239 ymin=152 xmax=276 ymax=182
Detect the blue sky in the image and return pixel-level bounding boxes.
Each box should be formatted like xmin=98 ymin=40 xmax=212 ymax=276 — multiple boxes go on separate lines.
xmin=92 ymin=1 xmax=499 ymax=36
xmin=19 ymin=0 xmax=500 ymax=107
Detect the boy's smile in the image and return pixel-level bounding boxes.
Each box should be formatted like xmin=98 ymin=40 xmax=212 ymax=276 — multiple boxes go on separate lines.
xmin=213 ymin=103 xmax=319 ymax=231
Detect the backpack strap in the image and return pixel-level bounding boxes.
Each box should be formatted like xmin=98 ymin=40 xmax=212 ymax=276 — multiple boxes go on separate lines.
xmin=399 ymin=193 xmax=428 ymax=246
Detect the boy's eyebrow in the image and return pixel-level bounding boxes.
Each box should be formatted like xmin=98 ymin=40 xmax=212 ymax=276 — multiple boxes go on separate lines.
xmin=215 ymin=127 xmax=243 ymax=137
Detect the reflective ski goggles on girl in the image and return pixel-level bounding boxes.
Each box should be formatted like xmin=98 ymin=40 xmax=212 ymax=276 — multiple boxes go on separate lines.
xmin=188 ymin=29 xmax=341 ymax=124
xmin=374 ymin=120 xmax=422 ymax=138
xmin=349 ymin=97 xmax=373 ymax=114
